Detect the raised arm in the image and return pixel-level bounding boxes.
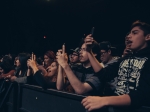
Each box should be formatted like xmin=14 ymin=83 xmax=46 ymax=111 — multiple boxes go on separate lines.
xmin=56 ymin=64 xmax=65 ymax=90
xmin=57 ymin=44 xmax=66 ymax=90
xmin=60 ymin=63 xmax=92 ymax=94
xmin=84 ymin=34 xmax=104 ymax=72
xmin=56 ymin=49 xmax=92 ymax=95
xmin=87 ymin=52 xmax=104 ymax=72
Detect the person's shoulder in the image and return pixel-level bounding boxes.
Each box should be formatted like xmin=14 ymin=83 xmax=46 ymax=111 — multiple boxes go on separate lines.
xmin=70 ymin=63 xmax=82 ymax=70
xmin=104 ymin=57 xmax=123 ymax=67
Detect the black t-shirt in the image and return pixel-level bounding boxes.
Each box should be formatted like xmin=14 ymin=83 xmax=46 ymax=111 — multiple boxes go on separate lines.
xmin=72 ymin=65 xmax=103 ymax=96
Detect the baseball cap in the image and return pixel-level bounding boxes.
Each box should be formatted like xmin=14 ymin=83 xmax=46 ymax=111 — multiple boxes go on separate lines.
xmin=99 ymin=41 xmax=116 ymax=51
xmin=70 ymin=47 xmax=80 ymax=54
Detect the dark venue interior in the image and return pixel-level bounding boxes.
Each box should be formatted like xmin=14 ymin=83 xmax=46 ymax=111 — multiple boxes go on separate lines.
xmin=1 ymin=0 xmax=150 ymax=112
xmin=1 ymin=0 xmax=150 ymax=56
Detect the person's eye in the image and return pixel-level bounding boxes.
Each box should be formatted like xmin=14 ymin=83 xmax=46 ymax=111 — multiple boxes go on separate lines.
xmin=83 ymin=48 xmax=86 ymax=51
xmin=132 ymin=31 xmax=138 ymax=34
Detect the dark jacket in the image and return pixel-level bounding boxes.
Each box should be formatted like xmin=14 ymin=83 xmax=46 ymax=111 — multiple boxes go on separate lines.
xmin=96 ymin=47 xmax=150 ymax=110
xmin=33 ymin=71 xmax=56 ymax=89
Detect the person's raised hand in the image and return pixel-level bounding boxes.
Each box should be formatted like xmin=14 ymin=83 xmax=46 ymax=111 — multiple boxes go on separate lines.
xmin=56 ymin=44 xmax=68 ymax=68
xmin=84 ymin=34 xmax=94 ymax=45
xmin=27 ymin=52 xmax=37 ymax=69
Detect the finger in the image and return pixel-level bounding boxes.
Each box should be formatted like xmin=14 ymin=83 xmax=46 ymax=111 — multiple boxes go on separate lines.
xmin=85 ymin=104 xmax=91 ymax=110
xmin=123 ymin=52 xmax=128 ymax=55
xmin=46 ymin=68 xmax=49 ymax=71
xmin=31 ymin=52 xmax=34 ymax=60
xmin=88 ymin=105 xmax=98 ymax=112
xmin=28 ymin=59 xmax=31 ymax=61
xmin=62 ymin=44 xmax=65 ymax=54
xmin=81 ymin=97 xmax=88 ymax=104
xmin=86 ymin=37 xmax=94 ymax=40
xmin=85 ymin=39 xmax=93 ymax=43
xmin=82 ymin=101 xmax=89 ymax=107
xmin=58 ymin=49 xmax=62 ymax=52
xmin=88 ymin=107 xmax=93 ymax=112
xmin=85 ymin=41 xmax=93 ymax=44
xmin=125 ymin=49 xmax=132 ymax=52
xmin=86 ymin=34 xmax=93 ymax=38
xmin=58 ymin=49 xmax=63 ymax=54
xmin=34 ymin=55 xmax=36 ymax=61
xmin=86 ymin=36 xmax=93 ymax=39
xmin=85 ymin=38 xmax=93 ymax=42
xmin=56 ymin=52 xmax=61 ymax=56
xmin=84 ymin=38 xmax=93 ymax=42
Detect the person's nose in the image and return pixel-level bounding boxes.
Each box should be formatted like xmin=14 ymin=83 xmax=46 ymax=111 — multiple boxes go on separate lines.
xmin=126 ymin=33 xmax=131 ymax=41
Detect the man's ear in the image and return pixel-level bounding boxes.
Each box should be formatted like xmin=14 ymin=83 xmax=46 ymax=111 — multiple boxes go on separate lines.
xmin=145 ymin=34 xmax=150 ymax=41
xmin=108 ymin=50 xmax=111 ymax=55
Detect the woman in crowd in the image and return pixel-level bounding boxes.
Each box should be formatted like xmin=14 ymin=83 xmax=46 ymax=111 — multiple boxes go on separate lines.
xmin=7 ymin=53 xmax=30 ymax=83
xmin=27 ymin=57 xmax=58 ymax=89
xmin=43 ymin=50 xmax=56 ymax=69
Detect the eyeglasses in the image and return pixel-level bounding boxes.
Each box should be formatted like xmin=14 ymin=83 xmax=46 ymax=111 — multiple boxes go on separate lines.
xmin=70 ymin=54 xmax=79 ymax=57
xmin=100 ymin=51 xmax=107 ymax=56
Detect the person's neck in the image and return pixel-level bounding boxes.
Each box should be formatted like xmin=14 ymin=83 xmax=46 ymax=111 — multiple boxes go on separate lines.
xmin=108 ymin=56 xmax=113 ymax=62
xmin=83 ymin=61 xmax=91 ymax=68
xmin=103 ymin=56 xmax=113 ymax=65
xmin=51 ymin=75 xmax=57 ymax=82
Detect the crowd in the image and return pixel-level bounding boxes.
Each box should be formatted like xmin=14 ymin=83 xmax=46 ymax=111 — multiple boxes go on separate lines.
xmin=0 ymin=20 xmax=150 ymax=112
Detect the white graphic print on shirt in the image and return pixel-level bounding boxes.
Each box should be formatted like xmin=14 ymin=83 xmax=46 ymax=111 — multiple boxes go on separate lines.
xmin=115 ymin=57 xmax=148 ymax=95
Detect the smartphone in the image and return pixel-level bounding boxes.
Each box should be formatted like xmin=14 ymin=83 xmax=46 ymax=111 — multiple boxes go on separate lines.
xmin=90 ymin=27 xmax=95 ymax=36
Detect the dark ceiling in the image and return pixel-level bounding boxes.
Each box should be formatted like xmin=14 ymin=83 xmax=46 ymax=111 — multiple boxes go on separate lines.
xmin=1 ymin=0 xmax=150 ymax=56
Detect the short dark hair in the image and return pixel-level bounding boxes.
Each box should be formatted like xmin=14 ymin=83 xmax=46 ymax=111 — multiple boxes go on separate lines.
xmin=131 ymin=20 xmax=150 ymax=36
